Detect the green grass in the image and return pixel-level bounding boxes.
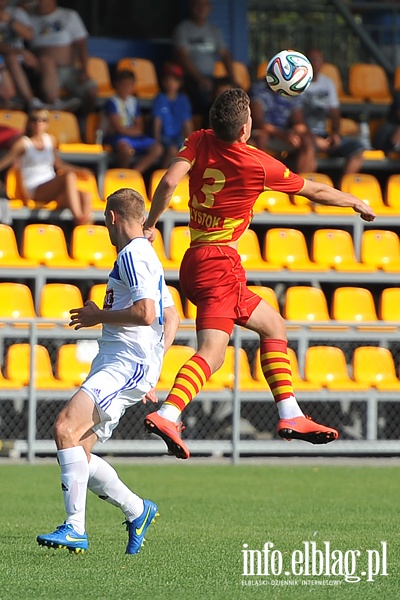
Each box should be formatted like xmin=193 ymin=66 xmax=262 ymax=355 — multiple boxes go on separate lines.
xmin=0 ymin=462 xmax=399 ymax=600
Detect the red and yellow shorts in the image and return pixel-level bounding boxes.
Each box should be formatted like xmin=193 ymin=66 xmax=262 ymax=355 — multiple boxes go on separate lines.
xmin=179 ymin=244 xmax=262 ymax=334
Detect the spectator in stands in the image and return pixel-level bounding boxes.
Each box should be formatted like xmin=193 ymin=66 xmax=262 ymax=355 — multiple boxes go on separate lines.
xmin=152 ymin=62 xmax=193 ymax=168
xmin=0 ymin=58 xmax=17 ymax=107
xmin=28 ymin=0 xmax=97 ymax=113
xmin=103 ymin=69 xmax=163 ymax=172
xmin=0 ymin=0 xmax=43 ymax=110
xmin=300 ymin=49 xmax=365 ymax=176
xmin=250 ymin=79 xmax=316 ymax=173
xmin=172 ymin=0 xmax=238 ymax=125
xmin=0 ymin=109 xmax=92 ymax=224
xmin=372 ymin=90 xmax=400 ymax=154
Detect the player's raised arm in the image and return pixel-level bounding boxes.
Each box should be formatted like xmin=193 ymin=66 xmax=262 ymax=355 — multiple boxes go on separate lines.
xmin=144 ymin=159 xmax=191 ymax=238
xmin=300 ymin=178 xmax=376 ymax=222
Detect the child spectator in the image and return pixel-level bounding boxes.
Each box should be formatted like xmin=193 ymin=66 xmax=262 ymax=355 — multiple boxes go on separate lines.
xmin=103 ymin=69 xmax=163 ymax=172
xmin=152 ymin=62 xmax=193 ymax=168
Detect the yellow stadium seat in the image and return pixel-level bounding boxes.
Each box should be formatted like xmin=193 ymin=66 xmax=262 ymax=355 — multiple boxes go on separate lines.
xmin=204 ymin=346 xmax=261 ymax=391
xmin=167 ymin=286 xmax=186 ymax=320
xmin=0 ymin=108 xmax=27 ymax=131
xmin=361 ymin=230 xmax=400 ymax=272
xmin=103 ymin=168 xmax=150 ymax=208
xmin=312 ymin=229 xmax=374 ymax=271
xmin=0 ymin=282 xmax=37 ymax=327
xmin=299 ymin=171 xmax=334 ymax=187
xmin=353 ymin=346 xmax=400 ymax=391
xmin=0 ymin=368 xmax=18 ymax=388
xmin=254 ymin=347 xmax=322 ymax=391
xmin=22 ymin=223 xmax=87 ymax=268
xmin=57 ymin=343 xmax=92 ymax=387
xmin=5 ymin=343 xmax=66 ymax=388
xmin=152 ymin=228 xmax=177 ymax=271
xmin=116 ymin=57 xmax=159 ymax=99
xmin=157 ymin=345 xmax=196 ymax=390
xmin=247 ymin=285 xmax=280 ymax=312
xmin=379 ymin=288 xmax=400 ymax=321
xmin=47 ymin=110 xmax=104 ymax=156
xmin=169 ymin=226 xmax=191 ymax=268
xmin=71 ymin=224 xmax=117 ymax=268
xmin=238 ymin=229 xmax=272 ymax=270
xmin=87 ymin=56 xmax=114 ymax=98
xmin=348 ymin=63 xmax=392 ymax=104
xmin=332 ymin=286 xmax=393 ymax=331
xmin=185 ymin=299 xmax=196 ymax=320
xmin=39 ymin=283 xmax=83 ymax=323
xmin=305 ymin=346 xmax=368 ymax=390
xmin=89 ymin=283 xmax=107 ymax=308
xmin=340 ymin=173 xmax=393 ymax=216
xmin=284 ymin=286 xmax=330 ymax=321
xmin=320 ymin=62 xmax=363 ymax=103
xmin=384 ymin=174 xmax=400 ymax=214
xmin=256 ymin=60 xmax=268 ymax=80
xmin=254 ymin=190 xmax=310 ymax=214
xmin=149 ymin=168 xmax=189 ymax=211
xmin=75 ymin=169 xmax=104 ymax=210
xmin=264 ymin=228 xmax=321 ymax=270
xmin=0 ymin=224 xmax=37 ymax=267
xmin=6 ymin=166 xmax=56 ymax=209
xmin=213 ymin=60 xmax=251 ymax=91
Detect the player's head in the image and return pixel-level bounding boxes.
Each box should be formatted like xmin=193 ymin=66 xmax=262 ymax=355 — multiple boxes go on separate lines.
xmin=209 ymin=88 xmax=251 ymax=142
xmin=105 ymin=188 xmax=146 ymax=246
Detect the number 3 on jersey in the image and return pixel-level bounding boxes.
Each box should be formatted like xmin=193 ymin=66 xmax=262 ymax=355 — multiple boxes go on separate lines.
xmin=192 ymin=168 xmax=226 ymax=210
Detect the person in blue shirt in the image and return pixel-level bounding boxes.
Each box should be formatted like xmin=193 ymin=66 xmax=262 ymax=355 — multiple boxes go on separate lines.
xmin=152 ymin=62 xmax=193 ymax=168
xmin=103 ymin=69 xmax=163 ymax=171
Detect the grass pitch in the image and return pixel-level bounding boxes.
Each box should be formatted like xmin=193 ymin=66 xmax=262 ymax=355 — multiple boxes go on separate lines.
xmin=0 ymin=461 xmax=399 ymax=600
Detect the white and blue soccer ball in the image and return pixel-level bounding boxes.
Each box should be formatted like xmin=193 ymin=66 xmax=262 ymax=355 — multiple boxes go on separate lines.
xmin=266 ymin=50 xmax=313 ymax=98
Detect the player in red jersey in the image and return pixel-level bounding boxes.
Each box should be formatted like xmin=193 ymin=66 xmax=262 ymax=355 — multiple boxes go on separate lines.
xmin=143 ymin=88 xmax=376 ymax=459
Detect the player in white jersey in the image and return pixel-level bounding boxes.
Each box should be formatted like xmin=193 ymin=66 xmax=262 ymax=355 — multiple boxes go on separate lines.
xmin=37 ymin=188 xmax=180 ymax=555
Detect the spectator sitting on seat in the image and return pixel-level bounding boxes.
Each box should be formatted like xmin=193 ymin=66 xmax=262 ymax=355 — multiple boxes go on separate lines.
xmin=27 ymin=0 xmax=97 ymax=113
xmin=372 ymin=90 xmax=400 ymax=154
xmin=152 ymin=62 xmax=193 ymax=168
xmin=249 ymin=77 xmax=315 ymax=173
xmin=299 ymin=49 xmax=365 ymax=176
xmin=0 ymin=109 xmax=92 ymax=224
xmin=0 ymin=0 xmax=43 ymax=110
xmin=172 ymin=0 xmax=239 ymax=126
xmin=103 ymin=69 xmax=163 ymax=172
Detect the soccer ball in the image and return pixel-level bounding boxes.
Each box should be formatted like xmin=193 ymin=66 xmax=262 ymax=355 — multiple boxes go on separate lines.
xmin=266 ymin=50 xmax=313 ymax=98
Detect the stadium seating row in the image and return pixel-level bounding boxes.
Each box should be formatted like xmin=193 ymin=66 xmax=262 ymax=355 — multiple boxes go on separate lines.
xmin=0 ymin=281 xmax=399 ymax=325
xmin=3 ymin=222 xmax=400 ymax=272
xmin=1 ymin=342 xmax=400 ymax=392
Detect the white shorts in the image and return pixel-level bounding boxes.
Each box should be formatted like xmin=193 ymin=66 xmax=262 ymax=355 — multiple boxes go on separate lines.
xmin=81 ymin=351 xmax=152 ymax=443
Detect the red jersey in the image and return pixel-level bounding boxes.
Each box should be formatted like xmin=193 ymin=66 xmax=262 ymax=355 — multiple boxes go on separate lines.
xmin=176 ymin=129 xmax=305 ymax=245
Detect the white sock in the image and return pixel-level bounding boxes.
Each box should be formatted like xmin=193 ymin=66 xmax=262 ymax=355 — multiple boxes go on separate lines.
xmin=88 ymin=454 xmax=144 ymax=521
xmin=277 ymin=396 xmax=304 ymax=419
xmin=57 ymin=446 xmax=89 ymax=535
xmin=156 ymin=403 xmax=181 ymax=422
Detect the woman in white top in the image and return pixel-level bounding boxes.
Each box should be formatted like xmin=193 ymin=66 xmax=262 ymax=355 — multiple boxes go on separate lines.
xmin=0 ymin=108 xmax=92 ymax=224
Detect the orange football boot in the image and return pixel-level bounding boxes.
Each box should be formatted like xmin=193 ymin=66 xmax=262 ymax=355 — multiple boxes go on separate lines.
xmin=144 ymin=413 xmax=190 ymax=459
xmin=278 ymin=415 xmax=339 ymax=444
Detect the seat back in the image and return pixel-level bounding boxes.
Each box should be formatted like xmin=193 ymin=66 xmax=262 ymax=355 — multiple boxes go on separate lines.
xmin=22 ymin=224 xmax=70 ymax=264
xmin=0 ymin=224 xmax=35 ymax=265
xmin=169 ymin=226 xmax=191 ymax=264
xmin=87 ymin=57 xmax=114 ymax=97
xmin=320 ymin=62 xmax=346 ymax=96
xmin=379 ymin=288 xmax=400 ymax=321
xmin=47 ymin=110 xmax=81 ymax=144
xmin=158 ymin=345 xmax=196 ymax=388
xmin=0 ymin=282 xmax=36 ymax=320
xmin=237 ymin=229 xmax=264 ymax=266
xmin=103 ymin=168 xmax=150 ymax=206
xmin=89 ymin=283 xmax=107 ymax=308
xmin=40 ymin=283 xmax=83 ymax=320
xmin=385 ymin=174 xmax=400 ymax=211
xmin=167 ymin=286 xmax=186 ymax=320
xmin=332 ymin=287 xmax=378 ymax=322
xmin=0 ymin=109 xmax=28 ymax=131
xmin=284 ymin=286 xmax=330 ymax=321
xmin=353 ymin=346 xmax=398 ymax=385
xmin=341 ymin=174 xmax=384 ymax=211
xmin=116 ymin=57 xmax=159 ymax=99
xmin=305 ymin=346 xmax=351 ymax=386
xmin=5 ymin=343 xmax=54 ymax=385
xmin=349 ymin=64 xmax=392 ymax=101
xmin=300 ymin=172 xmax=334 ymax=187
xmin=264 ymin=228 xmax=311 ymax=267
xmin=213 ymin=60 xmax=251 ymax=91
xmin=361 ymin=230 xmax=400 ymax=268
xmin=254 ymin=190 xmax=294 ymax=213
xmin=57 ymin=343 xmax=92 ymax=386
xmin=71 ymin=224 xmax=117 ymax=266
xmin=312 ymin=229 xmax=358 ymax=267
xmin=149 ymin=169 xmax=189 ymax=210
xmin=247 ymin=285 xmax=280 ymax=312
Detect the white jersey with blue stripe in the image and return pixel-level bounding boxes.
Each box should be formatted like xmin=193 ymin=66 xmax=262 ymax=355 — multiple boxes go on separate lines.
xmin=98 ymin=237 xmax=173 ymax=366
